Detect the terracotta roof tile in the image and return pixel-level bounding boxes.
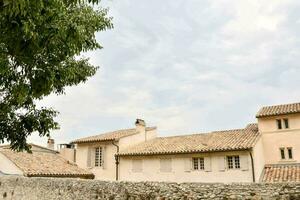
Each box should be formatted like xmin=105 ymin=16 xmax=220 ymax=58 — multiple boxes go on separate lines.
xmin=71 ymin=127 xmax=156 ymax=144
xmin=262 ymin=164 xmax=300 ymax=183
xmin=118 ymin=124 xmax=259 ymax=156
xmin=256 ymin=102 xmax=300 ymax=118
xmin=0 ymin=149 xmax=94 ymax=179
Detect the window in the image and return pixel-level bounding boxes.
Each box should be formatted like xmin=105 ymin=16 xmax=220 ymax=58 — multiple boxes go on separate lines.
xmin=160 ymin=158 xmax=172 ymax=172
xmin=280 ymin=148 xmax=285 ymax=159
xmin=95 ymin=147 xmax=103 ymax=167
xmin=132 ymin=159 xmax=143 ymax=172
xmin=277 ymin=119 xmax=282 ymax=129
xmin=277 ymin=119 xmax=289 ymax=130
xmin=284 ymin=119 xmax=289 ymax=129
xmin=234 ymin=156 xmax=240 ymax=169
xmin=192 ymin=158 xmax=204 ymax=170
xmin=288 ymin=148 xmax=293 ymax=159
xmin=227 ymin=156 xmax=240 ymax=169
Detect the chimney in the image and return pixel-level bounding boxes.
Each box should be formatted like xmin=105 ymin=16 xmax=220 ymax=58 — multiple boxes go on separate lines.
xmin=135 ymin=119 xmax=146 ymax=133
xmin=47 ymin=138 xmax=55 ymax=150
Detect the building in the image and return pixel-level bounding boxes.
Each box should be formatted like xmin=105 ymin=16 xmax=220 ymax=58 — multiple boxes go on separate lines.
xmin=71 ymin=102 xmax=300 ymax=183
xmin=0 ymin=143 xmax=94 ymax=179
xmin=71 ymin=119 xmax=157 ymax=180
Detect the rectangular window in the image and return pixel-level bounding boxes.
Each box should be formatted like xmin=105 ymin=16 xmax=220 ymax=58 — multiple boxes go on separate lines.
xmin=284 ymin=119 xmax=289 ymax=129
xmin=280 ymin=148 xmax=285 ymax=159
xmin=95 ymin=147 xmax=103 ymax=167
xmin=193 ymin=158 xmax=199 ymax=170
xmin=277 ymin=119 xmax=282 ymax=129
xmin=227 ymin=156 xmax=233 ymax=169
xmin=288 ymin=148 xmax=293 ymax=159
xmin=227 ymin=156 xmax=240 ymax=169
xmin=132 ymin=159 xmax=143 ymax=173
xmin=160 ymin=158 xmax=172 ymax=172
xmin=234 ymin=156 xmax=240 ymax=169
xmin=192 ymin=158 xmax=204 ymax=170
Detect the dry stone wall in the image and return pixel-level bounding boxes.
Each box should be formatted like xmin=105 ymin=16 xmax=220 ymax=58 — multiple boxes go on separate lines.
xmin=1 ymin=176 xmax=300 ymax=200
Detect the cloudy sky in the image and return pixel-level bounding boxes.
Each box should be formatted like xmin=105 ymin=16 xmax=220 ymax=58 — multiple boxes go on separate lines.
xmin=30 ymin=0 xmax=300 ymax=146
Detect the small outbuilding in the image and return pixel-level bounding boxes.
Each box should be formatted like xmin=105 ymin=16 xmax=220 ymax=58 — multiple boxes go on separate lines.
xmin=0 ymin=144 xmax=94 ymax=179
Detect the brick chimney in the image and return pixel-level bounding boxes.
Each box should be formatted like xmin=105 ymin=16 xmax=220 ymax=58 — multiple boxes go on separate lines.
xmin=135 ymin=119 xmax=146 ymax=133
xmin=47 ymin=138 xmax=55 ymax=150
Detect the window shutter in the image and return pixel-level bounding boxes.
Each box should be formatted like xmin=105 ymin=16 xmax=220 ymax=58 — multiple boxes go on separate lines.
xmin=184 ymin=158 xmax=192 ymax=172
xmin=240 ymin=155 xmax=249 ymax=171
xmin=218 ymin=156 xmax=225 ymax=171
xmin=132 ymin=159 xmax=143 ymax=172
xmin=87 ymin=147 xmax=92 ymax=168
xmin=102 ymin=146 xmax=107 ymax=169
xmin=160 ymin=158 xmax=172 ymax=172
xmin=204 ymin=157 xmax=212 ymax=172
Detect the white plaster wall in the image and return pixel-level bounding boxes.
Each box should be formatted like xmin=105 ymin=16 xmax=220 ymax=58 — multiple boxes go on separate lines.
xmin=0 ymin=152 xmax=23 ymax=175
xmin=119 ymin=151 xmax=253 ymax=183
xmin=252 ymin=137 xmax=265 ymax=182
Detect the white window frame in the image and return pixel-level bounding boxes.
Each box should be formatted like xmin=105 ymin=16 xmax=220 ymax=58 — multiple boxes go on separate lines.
xmin=192 ymin=157 xmax=205 ymax=171
xmin=94 ymin=147 xmax=103 ymax=167
xmin=227 ymin=156 xmax=240 ymax=170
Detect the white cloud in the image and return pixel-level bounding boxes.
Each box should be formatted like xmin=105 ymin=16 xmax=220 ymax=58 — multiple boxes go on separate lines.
xmin=27 ymin=0 xmax=300 ymax=147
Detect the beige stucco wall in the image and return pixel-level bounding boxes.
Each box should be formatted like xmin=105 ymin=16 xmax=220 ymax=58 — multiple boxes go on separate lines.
xmin=0 ymin=152 xmax=23 ymax=175
xmin=76 ymin=141 xmax=117 ymax=180
xmin=75 ymin=128 xmax=157 ymax=180
xmin=119 ymin=151 xmax=254 ymax=183
xmin=252 ymin=137 xmax=265 ymax=182
xmin=258 ymin=113 xmax=300 ymax=164
xmin=118 ymin=128 xmax=157 ymax=151
xmin=59 ymin=148 xmax=76 ymax=163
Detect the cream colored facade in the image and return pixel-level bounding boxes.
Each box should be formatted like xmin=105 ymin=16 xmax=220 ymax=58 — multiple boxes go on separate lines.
xmin=72 ymin=103 xmax=300 ymax=183
xmin=258 ymin=113 xmax=300 ymax=165
xmin=74 ymin=124 xmax=157 ymax=180
xmin=119 ymin=151 xmax=253 ymax=183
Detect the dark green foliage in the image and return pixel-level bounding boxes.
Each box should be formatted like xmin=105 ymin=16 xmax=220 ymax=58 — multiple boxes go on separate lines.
xmin=0 ymin=0 xmax=113 ymax=151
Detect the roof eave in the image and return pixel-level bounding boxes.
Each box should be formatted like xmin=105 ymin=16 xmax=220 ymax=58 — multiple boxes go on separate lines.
xmin=118 ymin=147 xmax=253 ymax=157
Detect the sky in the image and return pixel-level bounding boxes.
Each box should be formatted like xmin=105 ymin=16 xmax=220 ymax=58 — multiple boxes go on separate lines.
xmin=29 ymin=0 xmax=300 ymax=146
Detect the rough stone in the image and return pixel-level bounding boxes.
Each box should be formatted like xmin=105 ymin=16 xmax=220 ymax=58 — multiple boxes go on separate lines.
xmin=0 ymin=176 xmax=300 ymax=199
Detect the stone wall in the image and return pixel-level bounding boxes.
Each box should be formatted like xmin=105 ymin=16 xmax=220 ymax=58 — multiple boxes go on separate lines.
xmin=1 ymin=176 xmax=300 ymax=200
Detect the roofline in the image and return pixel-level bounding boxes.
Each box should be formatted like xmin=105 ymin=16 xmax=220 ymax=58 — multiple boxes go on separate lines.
xmin=25 ymin=173 xmax=95 ymax=179
xmin=0 ymin=143 xmax=59 ymax=153
xmin=118 ymin=147 xmax=252 ymax=157
xmin=256 ymin=111 xmax=300 ymax=118
xmin=70 ymin=126 xmax=157 ymax=144
xmin=70 ymin=138 xmax=117 ymax=144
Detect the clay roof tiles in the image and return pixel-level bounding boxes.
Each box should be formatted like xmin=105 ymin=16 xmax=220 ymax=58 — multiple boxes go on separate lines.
xmin=118 ymin=123 xmax=260 ymax=156
xmin=0 ymin=148 xmax=94 ymax=179
xmin=71 ymin=127 xmax=156 ymax=144
xmin=262 ymin=164 xmax=300 ymax=183
xmin=256 ymin=102 xmax=300 ymax=118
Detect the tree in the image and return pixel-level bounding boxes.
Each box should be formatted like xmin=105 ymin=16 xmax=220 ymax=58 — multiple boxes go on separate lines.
xmin=0 ymin=0 xmax=113 ymax=151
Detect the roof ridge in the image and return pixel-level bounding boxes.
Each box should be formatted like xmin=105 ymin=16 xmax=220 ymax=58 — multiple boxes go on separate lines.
xmin=260 ymin=102 xmax=300 ymax=108
xmin=143 ymin=126 xmax=253 ymax=140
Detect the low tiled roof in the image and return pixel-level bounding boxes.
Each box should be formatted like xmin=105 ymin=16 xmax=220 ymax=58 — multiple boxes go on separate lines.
xmin=262 ymin=164 xmax=300 ymax=183
xmin=0 ymin=149 xmax=94 ymax=179
xmin=71 ymin=127 xmax=156 ymax=144
xmin=118 ymin=124 xmax=260 ymax=156
xmin=0 ymin=143 xmax=58 ymax=153
xmin=256 ymin=102 xmax=300 ymax=118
